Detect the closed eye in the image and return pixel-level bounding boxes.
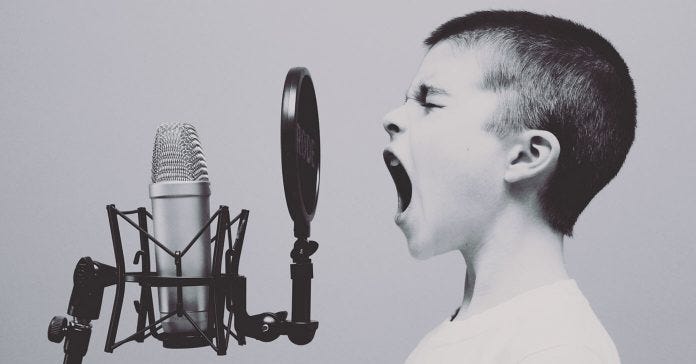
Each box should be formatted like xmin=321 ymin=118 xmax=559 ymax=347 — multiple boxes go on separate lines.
xmin=403 ymin=96 xmax=444 ymax=108
xmin=405 ymin=83 xmax=447 ymax=111
xmin=421 ymin=102 xmax=443 ymax=109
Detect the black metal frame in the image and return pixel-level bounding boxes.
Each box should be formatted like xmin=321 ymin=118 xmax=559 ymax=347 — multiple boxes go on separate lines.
xmin=102 ymin=204 xmax=318 ymax=355
xmin=47 ymin=203 xmax=318 ymax=363
xmin=103 ymin=204 xmax=243 ymax=354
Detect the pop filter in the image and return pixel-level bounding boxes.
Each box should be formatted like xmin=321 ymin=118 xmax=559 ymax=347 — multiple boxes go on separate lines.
xmin=281 ymin=67 xmax=320 ymax=239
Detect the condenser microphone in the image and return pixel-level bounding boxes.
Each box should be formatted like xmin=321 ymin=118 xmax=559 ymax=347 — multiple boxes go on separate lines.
xmin=149 ymin=123 xmax=212 ymax=348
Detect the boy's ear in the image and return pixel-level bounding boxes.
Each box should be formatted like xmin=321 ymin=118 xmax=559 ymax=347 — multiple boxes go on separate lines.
xmin=504 ymin=130 xmax=560 ymax=184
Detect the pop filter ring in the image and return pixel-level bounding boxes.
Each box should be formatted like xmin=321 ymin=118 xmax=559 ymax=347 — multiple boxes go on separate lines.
xmin=281 ymin=67 xmax=321 ymax=239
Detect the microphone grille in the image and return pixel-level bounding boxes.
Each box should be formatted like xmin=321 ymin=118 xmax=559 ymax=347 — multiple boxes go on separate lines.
xmin=151 ymin=123 xmax=209 ymax=183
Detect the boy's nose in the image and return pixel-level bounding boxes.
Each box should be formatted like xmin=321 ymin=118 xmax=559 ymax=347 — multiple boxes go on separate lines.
xmin=383 ymin=108 xmax=406 ymax=139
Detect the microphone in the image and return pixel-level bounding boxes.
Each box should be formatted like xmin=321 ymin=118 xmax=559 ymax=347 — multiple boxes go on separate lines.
xmin=149 ymin=123 xmax=212 ymax=348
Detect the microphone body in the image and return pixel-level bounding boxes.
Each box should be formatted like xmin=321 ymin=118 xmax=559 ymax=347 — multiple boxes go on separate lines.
xmin=150 ymin=181 xmax=211 ymax=334
xmin=149 ymin=123 xmax=212 ymax=340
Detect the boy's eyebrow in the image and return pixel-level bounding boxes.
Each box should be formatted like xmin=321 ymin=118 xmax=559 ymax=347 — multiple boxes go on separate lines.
xmin=405 ymin=83 xmax=450 ymax=102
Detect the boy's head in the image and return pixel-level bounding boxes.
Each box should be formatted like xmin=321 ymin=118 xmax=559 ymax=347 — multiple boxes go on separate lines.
xmin=383 ymin=10 xmax=636 ymax=258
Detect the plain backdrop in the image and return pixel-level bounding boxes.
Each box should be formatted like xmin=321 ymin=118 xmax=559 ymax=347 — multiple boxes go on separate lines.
xmin=1 ymin=1 xmax=694 ymax=363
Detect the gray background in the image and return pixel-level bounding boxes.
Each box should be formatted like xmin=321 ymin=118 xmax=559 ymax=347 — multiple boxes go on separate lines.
xmin=1 ymin=1 xmax=694 ymax=363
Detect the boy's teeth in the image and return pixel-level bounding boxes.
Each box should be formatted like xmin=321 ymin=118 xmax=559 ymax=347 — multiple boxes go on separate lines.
xmin=390 ymin=159 xmax=400 ymax=167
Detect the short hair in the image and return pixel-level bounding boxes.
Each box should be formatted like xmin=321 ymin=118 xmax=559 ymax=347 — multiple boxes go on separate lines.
xmin=425 ymin=10 xmax=636 ymax=236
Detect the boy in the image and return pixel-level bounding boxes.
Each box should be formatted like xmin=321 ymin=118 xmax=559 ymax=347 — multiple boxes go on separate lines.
xmin=383 ymin=10 xmax=635 ymax=364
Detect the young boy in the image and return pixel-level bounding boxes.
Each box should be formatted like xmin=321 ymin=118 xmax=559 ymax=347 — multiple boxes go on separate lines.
xmin=382 ymin=11 xmax=635 ymax=364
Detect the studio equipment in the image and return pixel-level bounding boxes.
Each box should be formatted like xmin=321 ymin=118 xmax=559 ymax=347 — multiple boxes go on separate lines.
xmin=46 ymin=67 xmax=321 ymax=364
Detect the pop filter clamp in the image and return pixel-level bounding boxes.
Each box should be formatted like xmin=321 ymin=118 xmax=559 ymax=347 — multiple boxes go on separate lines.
xmin=46 ymin=67 xmax=321 ymax=363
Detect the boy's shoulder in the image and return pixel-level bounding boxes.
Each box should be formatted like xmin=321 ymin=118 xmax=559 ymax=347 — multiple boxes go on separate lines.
xmin=506 ymin=280 xmax=619 ymax=363
xmin=406 ymin=280 xmax=620 ymax=364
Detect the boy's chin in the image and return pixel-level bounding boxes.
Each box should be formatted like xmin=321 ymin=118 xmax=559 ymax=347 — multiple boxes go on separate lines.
xmin=408 ymin=246 xmax=435 ymax=260
xmin=404 ymin=226 xmax=461 ymax=260
xmin=405 ymin=235 xmax=441 ymax=260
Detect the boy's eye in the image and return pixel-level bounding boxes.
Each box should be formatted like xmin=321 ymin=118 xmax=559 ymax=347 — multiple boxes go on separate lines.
xmin=421 ymin=102 xmax=443 ymax=109
xmin=420 ymin=101 xmax=443 ymax=109
xmin=404 ymin=96 xmax=443 ymax=110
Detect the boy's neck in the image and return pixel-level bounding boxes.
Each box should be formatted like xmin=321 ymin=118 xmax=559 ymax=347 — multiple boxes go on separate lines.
xmin=454 ymin=205 xmax=568 ymax=321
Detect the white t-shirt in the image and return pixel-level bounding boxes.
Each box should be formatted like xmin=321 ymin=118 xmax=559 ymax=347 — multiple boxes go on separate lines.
xmin=405 ymin=279 xmax=620 ymax=364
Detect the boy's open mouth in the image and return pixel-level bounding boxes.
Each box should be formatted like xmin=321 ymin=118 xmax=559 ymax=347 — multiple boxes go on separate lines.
xmin=383 ymin=150 xmax=412 ymax=212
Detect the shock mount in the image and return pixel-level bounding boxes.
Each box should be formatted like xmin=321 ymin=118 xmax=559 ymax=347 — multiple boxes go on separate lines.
xmin=47 ymin=204 xmax=318 ymax=363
